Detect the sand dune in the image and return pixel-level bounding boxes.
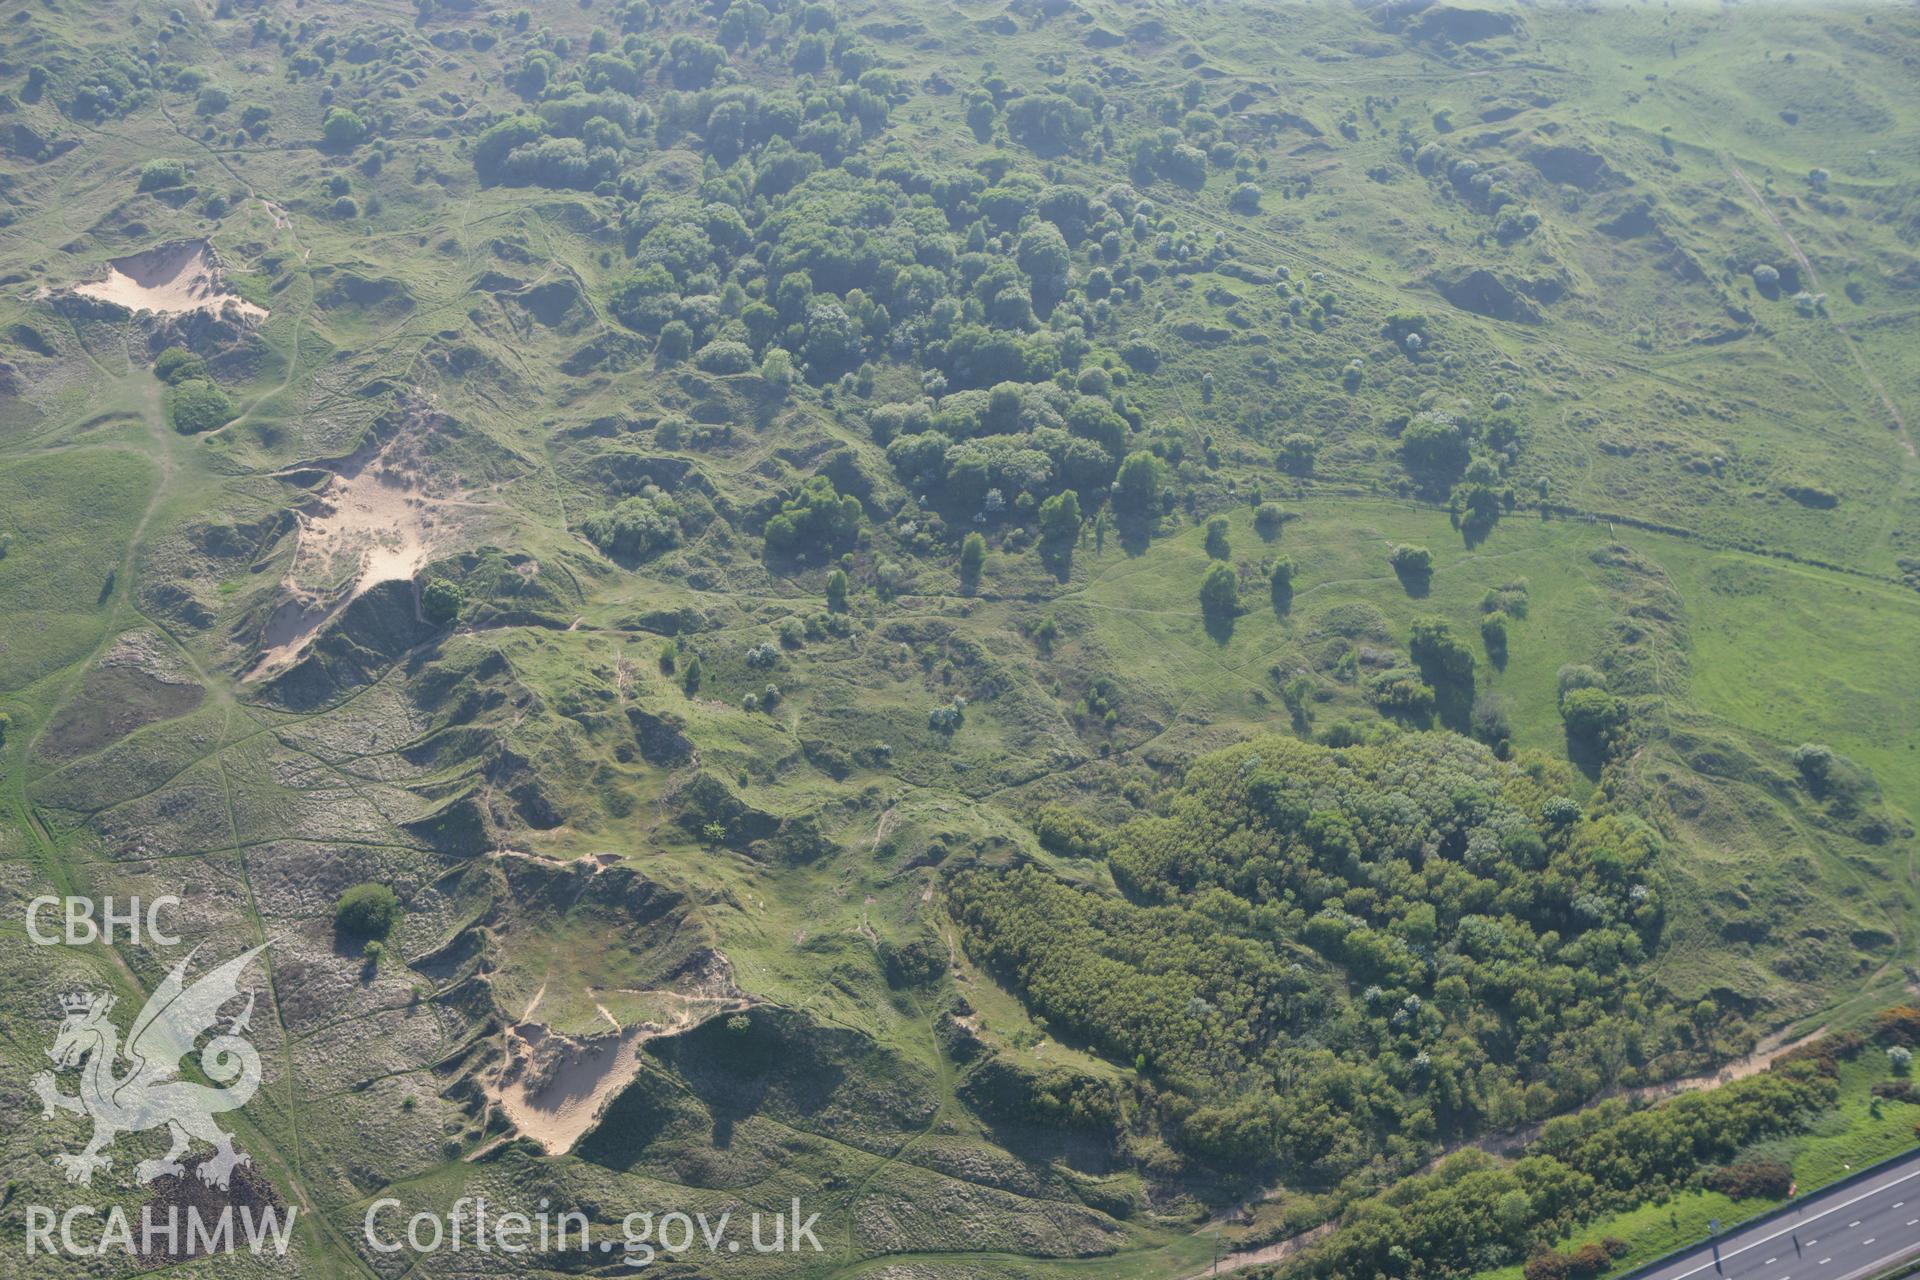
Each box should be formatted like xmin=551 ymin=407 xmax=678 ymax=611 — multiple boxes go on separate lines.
xmin=244 ymin=431 xmax=469 ymax=681
xmin=72 ymin=239 xmax=267 ymax=321
xmin=486 ymin=990 xmax=752 ymax=1155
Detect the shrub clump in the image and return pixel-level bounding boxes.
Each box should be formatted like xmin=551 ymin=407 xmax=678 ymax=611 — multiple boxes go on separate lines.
xmin=166 ymin=380 xmax=235 ymax=434
xmin=153 ymin=346 xmax=209 ymax=384
xmin=334 ymin=882 xmax=401 ymax=939
xmin=580 ymin=495 xmax=680 ymax=563
xmin=1704 ymin=1157 xmax=1793 ymax=1200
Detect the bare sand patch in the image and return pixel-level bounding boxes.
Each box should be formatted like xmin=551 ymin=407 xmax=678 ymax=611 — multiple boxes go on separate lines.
xmin=71 ymin=239 xmax=267 ymax=322
xmin=487 ymin=1021 xmax=652 ymax=1156
xmin=245 ymin=428 xmax=481 ymax=681
xmin=485 ymin=986 xmax=752 ymax=1155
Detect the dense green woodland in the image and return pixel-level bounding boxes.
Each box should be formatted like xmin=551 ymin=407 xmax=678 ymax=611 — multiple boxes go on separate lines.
xmin=954 ymin=733 xmax=1674 ymax=1181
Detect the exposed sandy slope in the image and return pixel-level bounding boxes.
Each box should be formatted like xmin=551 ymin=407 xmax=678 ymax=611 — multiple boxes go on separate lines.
xmin=479 ymin=854 xmax=752 ymax=1155
xmin=72 ymin=239 xmax=267 ymax=321
xmin=486 ymin=987 xmax=753 ymax=1155
xmin=245 ymin=429 xmax=474 ymax=681
xmin=488 ymin=1022 xmax=654 ymax=1156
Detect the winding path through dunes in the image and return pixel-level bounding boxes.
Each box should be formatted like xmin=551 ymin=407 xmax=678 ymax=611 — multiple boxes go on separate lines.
xmin=1174 ymin=1222 xmax=1336 ymax=1280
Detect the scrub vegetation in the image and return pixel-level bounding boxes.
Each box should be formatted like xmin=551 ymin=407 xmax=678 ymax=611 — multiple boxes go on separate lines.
xmin=0 ymin=0 xmax=1915 ymax=1277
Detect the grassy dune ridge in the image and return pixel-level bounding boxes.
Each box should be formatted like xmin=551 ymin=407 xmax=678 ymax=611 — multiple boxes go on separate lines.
xmin=0 ymin=0 xmax=1914 ymax=1275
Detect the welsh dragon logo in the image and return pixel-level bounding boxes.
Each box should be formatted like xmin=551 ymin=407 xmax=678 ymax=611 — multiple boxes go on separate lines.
xmin=32 ymin=943 xmax=268 ymax=1190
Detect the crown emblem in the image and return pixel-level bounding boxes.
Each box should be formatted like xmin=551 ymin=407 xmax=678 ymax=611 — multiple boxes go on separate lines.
xmin=34 ymin=945 xmax=267 ymax=1192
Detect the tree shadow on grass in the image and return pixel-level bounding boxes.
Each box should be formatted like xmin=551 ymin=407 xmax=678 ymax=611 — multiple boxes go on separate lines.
xmin=1117 ymin=517 xmax=1155 ymax=557
xmin=1565 ymin=730 xmax=1607 ymax=781
xmin=1393 ymin=565 xmax=1432 ymax=597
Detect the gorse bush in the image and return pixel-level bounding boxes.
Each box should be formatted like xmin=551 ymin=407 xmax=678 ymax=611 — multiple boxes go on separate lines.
xmin=421 ymin=578 xmax=463 ymax=625
xmin=152 ymin=346 xmax=208 ymax=384
xmin=1704 ymin=1156 xmax=1793 ymax=1200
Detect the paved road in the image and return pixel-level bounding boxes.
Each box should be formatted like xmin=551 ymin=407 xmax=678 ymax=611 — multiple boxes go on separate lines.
xmin=1637 ymin=1150 xmax=1920 ymax=1280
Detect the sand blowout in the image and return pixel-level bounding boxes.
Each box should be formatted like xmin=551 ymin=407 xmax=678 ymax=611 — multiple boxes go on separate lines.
xmin=71 ymin=239 xmax=267 ymax=322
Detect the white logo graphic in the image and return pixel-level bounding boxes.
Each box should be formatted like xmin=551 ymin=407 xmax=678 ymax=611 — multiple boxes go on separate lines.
xmin=32 ymin=944 xmax=268 ymax=1190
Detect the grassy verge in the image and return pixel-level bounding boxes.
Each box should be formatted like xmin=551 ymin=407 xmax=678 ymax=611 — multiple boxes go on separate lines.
xmin=1476 ymin=1053 xmax=1920 ymax=1280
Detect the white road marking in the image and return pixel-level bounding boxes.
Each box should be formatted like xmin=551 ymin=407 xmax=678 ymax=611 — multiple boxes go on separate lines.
xmin=1909 ymin=1220 xmax=1919 ymax=1227
xmin=1865 ymin=1238 xmax=1877 ymax=1245
xmin=1766 ymin=1258 xmax=1777 ymax=1265
xmin=1850 ymin=1221 xmax=1862 ymax=1227
xmin=1818 ymin=1259 xmax=1831 ymax=1266
xmin=1662 ymin=1164 xmax=1920 ymax=1280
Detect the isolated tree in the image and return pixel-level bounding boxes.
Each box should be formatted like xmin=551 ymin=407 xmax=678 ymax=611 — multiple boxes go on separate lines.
xmin=1480 ymin=610 xmax=1509 ymax=664
xmin=1270 ymin=556 xmax=1295 ymax=611
xmin=1253 ymin=503 xmax=1286 ymax=540
xmin=1198 ymin=561 xmax=1238 ymax=619
xmin=658 ymin=320 xmax=694 ymax=363
xmin=1033 ymin=615 xmax=1059 ymax=655
xmin=1277 ymin=433 xmax=1317 ymax=475
xmin=1389 ymin=544 xmax=1433 ymax=591
xmin=826 ymin=567 xmax=849 ymax=612
xmin=321 ymin=106 xmax=367 ymax=150
xmin=1561 ymin=685 xmax=1624 ymax=749
xmin=581 ymin=496 xmax=679 ymax=563
xmin=1038 ymin=489 xmax=1082 ymax=546
xmin=1016 ymin=221 xmax=1071 ymax=312
xmin=1115 ymin=450 xmax=1165 ymax=517
xmin=960 ymin=531 xmax=987 ymax=586
xmin=761 ymin=347 xmax=794 ymax=394
xmin=1205 ymin=516 xmax=1230 ymax=560
xmin=1400 ymin=414 xmax=1469 ymax=486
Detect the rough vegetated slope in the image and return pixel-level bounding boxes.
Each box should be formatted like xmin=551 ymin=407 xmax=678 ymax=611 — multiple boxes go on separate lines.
xmin=0 ymin=0 xmax=1916 ymax=1277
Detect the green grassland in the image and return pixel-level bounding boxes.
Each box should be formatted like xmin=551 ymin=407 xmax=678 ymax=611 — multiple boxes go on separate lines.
xmin=0 ymin=0 xmax=1917 ymax=1277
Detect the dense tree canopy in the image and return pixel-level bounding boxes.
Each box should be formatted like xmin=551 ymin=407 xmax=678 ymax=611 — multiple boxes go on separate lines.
xmin=951 ymin=733 xmax=1686 ymax=1183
